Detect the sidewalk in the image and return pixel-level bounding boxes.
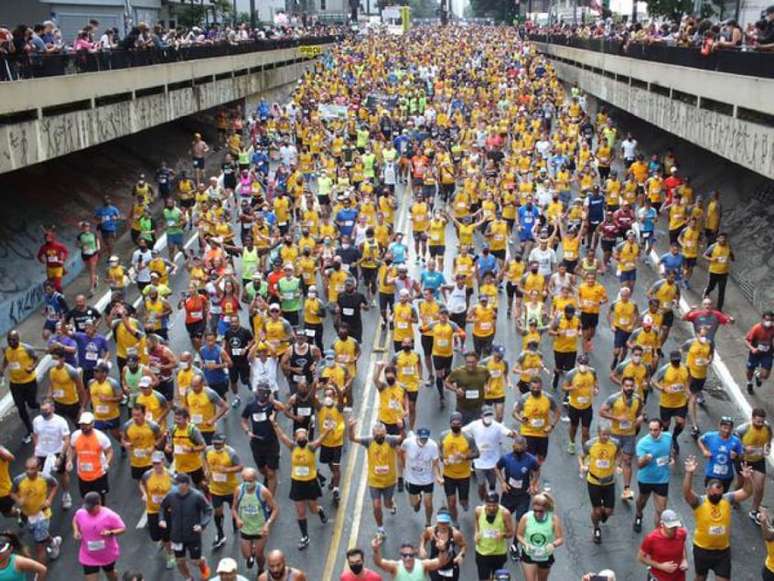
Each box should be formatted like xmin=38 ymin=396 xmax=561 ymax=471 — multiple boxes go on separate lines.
xmin=0 ymin=134 xmax=224 ymax=420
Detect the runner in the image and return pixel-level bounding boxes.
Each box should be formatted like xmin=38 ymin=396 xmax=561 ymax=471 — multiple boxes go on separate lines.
xmin=744 ymin=311 xmax=774 ymax=395
xmin=232 ymin=467 xmax=278 ymax=574
xmin=400 ymin=428 xmax=442 ymax=527
xmin=516 ymin=492 xmax=563 ymax=581
xmin=439 ymin=413 xmax=478 ymax=524
xmin=637 ymin=509 xmax=688 ymax=581
xmin=634 ymin=419 xmax=674 ymax=533
xmin=579 ymin=422 xmax=621 ymax=545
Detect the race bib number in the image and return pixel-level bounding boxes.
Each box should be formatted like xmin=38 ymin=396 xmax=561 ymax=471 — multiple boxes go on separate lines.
xmin=293 ymin=375 xmax=306 ymax=383
xmin=576 ymin=396 xmax=590 ymax=405
xmin=151 ymin=494 xmax=163 ymax=504
xmin=231 ymin=348 xmax=243 ymax=357
xmin=437 ymin=339 xmax=450 ymax=348
xmin=397 ymin=322 xmax=409 ymax=330
xmin=95 ymin=405 xmax=109 ymax=415
xmin=508 ymin=477 xmax=523 ymax=488
xmin=374 ymin=465 xmax=390 ymax=475
xmin=595 ymin=459 xmax=610 ymax=469
xmin=252 ymin=413 xmax=267 ymax=423
xmin=479 ymin=321 xmax=493 ymax=331
xmin=212 ymin=472 xmax=227 ymax=483
xmin=490 ymin=370 xmax=502 ymax=378
xmin=402 ymin=367 xmax=415 ymax=375
xmin=87 ymin=540 xmax=106 ymax=552
xmin=656 ymin=456 xmax=669 ymax=467
xmin=174 ymin=445 xmax=185 ymax=455
xmin=133 ymin=448 xmax=148 ymax=458
xmin=53 ymin=390 xmax=65 ymax=399
xmin=388 ymin=399 xmax=401 ymax=410
xmin=712 ymin=464 xmax=729 ymax=476
xmin=191 ymin=414 xmax=204 ymax=424
xmin=297 ymin=407 xmax=312 ymax=417
xmin=465 ymin=390 xmax=479 ymax=400
xmin=294 ymin=466 xmax=311 ymax=478
xmin=85 ymin=351 xmax=99 ymax=361
xmin=565 ymin=329 xmax=577 ymax=337
xmin=708 ymin=525 xmax=726 ymax=536
xmin=619 ymin=420 xmax=632 ymax=430
xmin=530 ymin=418 xmax=545 ymax=428
xmin=342 ymin=308 xmax=355 ymax=316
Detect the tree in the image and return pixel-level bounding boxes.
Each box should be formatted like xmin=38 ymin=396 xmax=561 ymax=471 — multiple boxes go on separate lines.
xmin=175 ymin=5 xmax=207 ymax=28
xmin=211 ymin=0 xmax=234 ymax=24
xmin=642 ymin=0 xmax=693 ymax=22
xmin=469 ymin=0 xmax=518 ymax=23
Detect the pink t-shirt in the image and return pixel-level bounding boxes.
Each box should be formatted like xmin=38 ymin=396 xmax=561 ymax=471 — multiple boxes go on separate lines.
xmin=340 ymin=569 xmax=383 ymax=581
xmin=74 ymin=507 xmax=125 ymax=566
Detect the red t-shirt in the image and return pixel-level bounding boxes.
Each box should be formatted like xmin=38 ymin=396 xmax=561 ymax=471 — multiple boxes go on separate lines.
xmin=339 ymin=569 xmax=383 ymax=581
xmin=746 ymin=323 xmax=774 ymax=351
xmin=639 ymin=527 xmax=687 ymax=581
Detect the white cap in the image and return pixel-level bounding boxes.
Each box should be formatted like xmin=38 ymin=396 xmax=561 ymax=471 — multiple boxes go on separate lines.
xmin=216 ymin=557 xmax=238 ymax=573
xmin=79 ymin=411 xmax=95 ymax=425
xmin=139 ymin=377 xmax=152 ymax=388
xmin=109 ymin=255 xmax=119 ymax=263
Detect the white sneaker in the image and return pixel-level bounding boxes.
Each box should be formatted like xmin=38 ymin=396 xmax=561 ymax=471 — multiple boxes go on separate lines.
xmin=47 ymin=536 xmax=62 ymax=560
xmin=61 ymin=492 xmax=72 ymax=510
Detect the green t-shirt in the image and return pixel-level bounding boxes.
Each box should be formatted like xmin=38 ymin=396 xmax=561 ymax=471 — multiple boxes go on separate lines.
xmin=446 ymin=366 xmax=490 ymax=410
xmin=163 ymin=207 xmax=183 ymax=236
xmin=78 ymin=231 xmax=98 ymax=255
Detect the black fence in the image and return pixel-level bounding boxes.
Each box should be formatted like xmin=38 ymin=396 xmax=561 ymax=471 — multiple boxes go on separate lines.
xmin=0 ymin=35 xmax=340 ymax=82
xmin=528 ymin=34 xmax=774 ymax=79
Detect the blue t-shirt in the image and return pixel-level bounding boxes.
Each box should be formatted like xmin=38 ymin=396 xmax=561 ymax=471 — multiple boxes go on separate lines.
xmin=73 ymin=332 xmax=109 ymax=371
xmin=199 ymin=345 xmax=229 ymax=385
xmin=640 ymin=207 xmax=658 ymax=233
xmin=336 ymin=209 xmax=359 ymax=237
xmin=636 ymin=433 xmax=673 ymax=484
xmin=476 ymin=254 xmax=497 ymax=276
xmin=518 ymin=205 xmax=540 ymax=237
xmin=497 ymin=451 xmax=539 ymax=495
xmin=43 ymin=291 xmax=68 ymax=321
xmin=47 ymin=335 xmax=78 ymax=367
xmin=587 ymin=195 xmax=605 ymax=223
xmin=699 ymin=432 xmax=743 ymax=480
xmin=389 ymin=242 xmax=408 ymax=265
xmin=420 ymin=270 xmax=446 ymax=298
xmin=95 ymin=205 xmax=120 ymax=233
xmin=659 ymin=253 xmax=684 ymax=277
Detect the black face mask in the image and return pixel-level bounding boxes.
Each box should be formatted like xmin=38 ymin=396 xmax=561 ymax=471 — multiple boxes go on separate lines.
xmin=386 ymin=376 xmax=396 ymax=385
xmin=451 ymin=426 xmax=462 ymax=433
xmin=385 ymin=259 xmax=392 ymax=265
xmin=297 ymin=439 xmax=308 ymax=448
xmin=403 ymin=345 xmax=411 ymax=352
xmin=257 ymin=392 xmax=269 ymax=403
xmin=485 ymin=513 xmax=497 ymax=523
xmin=530 ymin=268 xmax=538 ymax=274
xmin=374 ymin=435 xmax=385 ymax=445
xmin=708 ymin=493 xmax=722 ymax=504
xmin=349 ymin=562 xmax=364 ymax=575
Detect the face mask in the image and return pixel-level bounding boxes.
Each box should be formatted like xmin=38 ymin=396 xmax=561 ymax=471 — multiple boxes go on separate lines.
xmin=82 ymin=426 xmax=93 ymax=434
xmin=257 ymin=392 xmax=269 ymax=403
xmin=385 ymin=259 xmax=392 ymax=265
xmin=334 ymin=264 xmax=341 ymax=271
xmin=342 ymin=243 xmax=351 ymax=249
xmin=374 ymin=435 xmax=385 ymax=444
xmin=42 ymin=410 xmax=53 ymax=419
xmin=323 ymin=396 xmax=335 ymax=407
xmin=486 ymin=513 xmax=497 ymax=523
xmin=403 ymin=345 xmax=411 ymax=352
xmin=386 ymin=376 xmax=396 ymax=385
xmin=297 ymin=439 xmax=308 ymax=448
xmin=245 ymin=482 xmax=256 ymax=491
xmin=632 ymin=355 xmax=642 ymax=363
xmin=708 ymin=493 xmax=722 ymax=504
xmin=699 ymin=337 xmax=708 ymax=344
xmin=451 ymin=425 xmax=461 ymax=434
xmin=531 ymin=389 xmax=541 ymax=398
xmin=482 ymin=417 xmax=493 ymax=426
xmin=349 ymin=563 xmax=364 ymax=575
xmin=530 ymin=267 xmax=538 ymax=274
xmin=765 ymin=321 xmax=773 ymax=328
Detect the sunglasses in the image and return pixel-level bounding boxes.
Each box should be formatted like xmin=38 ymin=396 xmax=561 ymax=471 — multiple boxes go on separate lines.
xmin=400 ymin=553 xmax=415 ymax=559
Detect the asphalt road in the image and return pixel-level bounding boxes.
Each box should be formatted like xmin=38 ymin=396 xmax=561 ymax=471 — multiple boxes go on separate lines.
xmin=2 ymin=177 xmax=772 ymax=581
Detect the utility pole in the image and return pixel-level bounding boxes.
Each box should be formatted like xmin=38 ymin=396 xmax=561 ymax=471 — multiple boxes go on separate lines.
xmin=250 ymin=0 xmax=256 ymax=28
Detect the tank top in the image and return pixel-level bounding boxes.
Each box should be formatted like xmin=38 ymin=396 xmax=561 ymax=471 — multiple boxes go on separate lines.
xmin=396 ymin=561 xmax=427 ymax=581
xmin=242 ymin=247 xmax=259 ymax=279
xmin=288 ymin=345 xmax=314 ymax=386
xmin=0 ymin=555 xmax=24 ymax=581
xmin=523 ymin=511 xmax=555 ymax=561
xmin=477 ymin=507 xmax=507 ymax=556
xmin=429 ymin=527 xmax=458 ymax=577
xmin=123 ymin=366 xmax=144 ymax=404
xmin=237 ymin=483 xmax=266 ymax=535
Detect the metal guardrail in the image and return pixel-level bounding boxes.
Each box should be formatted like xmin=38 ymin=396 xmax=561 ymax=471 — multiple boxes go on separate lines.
xmin=528 ymin=34 xmax=774 ymax=79
xmin=0 ymin=35 xmax=341 ymax=82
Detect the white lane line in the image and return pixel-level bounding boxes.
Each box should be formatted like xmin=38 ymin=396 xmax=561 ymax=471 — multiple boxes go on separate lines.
xmin=136 ymin=511 xmax=148 ymax=529
xmin=646 ymin=248 xmax=774 ymax=466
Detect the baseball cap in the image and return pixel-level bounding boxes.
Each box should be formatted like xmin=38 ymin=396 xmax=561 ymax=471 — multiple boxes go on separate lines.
xmin=79 ymin=411 xmax=95 ymax=425
xmin=151 ymin=451 xmax=166 ymax=464
xmin=436 ymin=510 xmax=452 ymax=524
xmin=139 ymin=376 xmax=152 ymax=388
xmin=416 ymin=428 xmax=431 ymax=439
xmin=481 ymin=406 xmax=495 ymax=418
xmin=174 ymin=473 xmax=192 ymax=485
xmin=212 ymin=433 xmax=226 ymax=444
xmin=486 ymin=491 xmax=500 ymax=504
xmin=216 ymin=557 xmax=238 ymax=573
xmin=660 ymin=509 xmax=681 ymax=528
xmin=494 ymin=570 xmax=511 ymax=581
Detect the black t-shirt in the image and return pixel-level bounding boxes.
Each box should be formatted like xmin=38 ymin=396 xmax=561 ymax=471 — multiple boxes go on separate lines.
xmin=337 ymin=292 xmax=367 ymax=328
xmin=338 ymin=246 xmax=361 ymax=266
xmin=224 ymin=327 xmax=253 ymax=362
xmin=66 ymin=306 xmax=102 ymax=333
xmin=241 ymin=398 xmax=278 ymax=444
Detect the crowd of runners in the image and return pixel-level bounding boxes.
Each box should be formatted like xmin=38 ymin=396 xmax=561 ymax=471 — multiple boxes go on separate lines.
xmin=2 ymin=23 xmax=774 ymax=581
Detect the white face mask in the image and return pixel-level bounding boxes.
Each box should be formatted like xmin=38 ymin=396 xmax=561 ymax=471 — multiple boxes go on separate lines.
xmin=180 ymin=361 xmax=191 ymax=370
xmin=699 ymin=336 xmax=709 ymax=344
xmin=482 ymin=417 xmax=493 ymax=426
xmin=765 ymin=321 xmax=773 ymax=328
xmin=579 ymin=365 xmax=589 ymax=373
xmin=323 ymin=397 xmax=334 ymax=407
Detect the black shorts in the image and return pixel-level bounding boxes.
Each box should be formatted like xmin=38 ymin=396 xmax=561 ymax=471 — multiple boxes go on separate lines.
xmin=362 ymin=267 xmax=378 ymax=287
xmin=501 ymin=493 xmax=531 ymax=522
xmin=173 ymin=540 xmax=202 ymax=560
xmin=54 ymin=402 xmax=81 ymax=426
xmin=192 ymin=157 xmax=205 ymax=169
xmin=562 ymin=259 xmax=578 ymax=272
xmin=421 ymin=334 xmax=434 ymax=356
xmin=429 ymin=245 xmax=444 ymax=257
xmin=475 ymin=553 xmax=508 ymax=579
xmin=554 ymin=351 xmax=576 ymax=371
xmin=407 ymin=390 xmax=418 ymax=402
xmin=601 ymin=239 xmax=616 ymax=253
xmin=210 ymin=381 xmax=229 ymax=398
xmin=568 ymin=405 xmax=593 ymax=427
xmin=241 ymin=532 xmax=263 ymax=541
xmin=211 ymin=493 xmax=233 ymax=510
xmin=660 ymin=405 xmax=688 ymax=423
xmin=443 ymin=476 xmax=470 ymax=501
xmin=385 ymin=422 xmax=402 ymax=436
xmin=250 ymin=439 xmax=280 ymax=470
xmin=0 ymin=495 xmax=15 ymax=515
xmin=587 ymin=482 xmax=615 ymax=508
xmin=689 ymin=376 xmax=706 ymax=394
xmin=179 ymin=198 xmax=195 ymax=209
xmin=406 ymin=482 xmax=433 ymax=495
xmin=693 ymin=546 xmax=731 ymax=578
xmin=521 ymin=553 xmax=555 ymax=568
xmin=485 ymin=396 xmax=505 ymax=405
xmin=78 ymin=474 xmax=110 ymax=499
xmin=580 ymin=312 xmax=599 ymax=330
xmin=83 ymin=563 xmax=116 ymax=575
xmin=320 ymin=445 xmax=342 ymax=465
xmin=290 ymin=478 xmax=322 ymax=501
xmin=491 ymin=249 xmax=506 ymax=261
xmin=379 ymin=292 xmax=395 ymax=312
xmin=183 ymin=467 xmax=206 ymax=487
xmin=131 ymin=465 xmax=151 ymax=480
xmin=638 ymin=481 xmax=669 ymax=497
xmin=229 ymin=361 xmax=250 ymax=385
xmin=432 ymin=355 xmax=453 ymax=373
xmin=147 ymin=512 xmax=170 ymax=543
xmin=36 ymin=453 xmax=65 ymax=474
xmin=662 ymin=310 xmax=675 ymax=327
xmin=186 ymin=320 xmax=206 ymax=339
xmin=525 ymin=436 xmax=549 ymax=459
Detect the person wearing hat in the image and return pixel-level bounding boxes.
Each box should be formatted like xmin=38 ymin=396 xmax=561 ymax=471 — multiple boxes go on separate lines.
xmin=696 ymin=417 xmax=743 ymax=494
xmin=9 ymin=456 xmax=62 ymax=565
xmin=67 ymin=411 xmax=113 ymax=504
xmin=120 ymin=350 xmax=154 ymax=409
xmin=160 ymin=471 xmax=213 ymax=580
xmin=563 ymin=354 xmax=599 ymax=455
xmin=139 ymin=450 xmax=176 ymax=569
xmin=263 ymin=303 xmax=294 ymax=359
xmin=121 ymin=401 xmax=162 ymax=481
xmin=637 ymin=508 xmax=687 ymax=581
xmin=474 ymin=492 xmax=514 ymax=581
xmin=651 ymin=350 xmax=690 ymax=455
xmin=277 ymin=263 xmax=303 ymax=327
xmin=516 ymin=491 xmax=563 ymax=580
xmin=400 ymin=426 xmax=441 ymax=527
xmin=88 ymin=361 xmax=123 ymax=443
xmin=204 ymin=433 xmax=243 ymax=551
xmin=241 ymin=381 xmax=286 ymax=495
xmin=627 ymin=311 xmax=661 ymax=371
xmin=212 ymin=556 xmax=250 ymax=580
xmin=371 ymin=534 xmax=448 ymax=580
xmin=73 ymin=491 xmax=125 ymax=578
xmin=418 ymin=507 xmax=467 ymax=580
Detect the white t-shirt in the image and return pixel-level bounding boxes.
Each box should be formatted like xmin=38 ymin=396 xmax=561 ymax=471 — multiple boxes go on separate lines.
xmin=132 ymin=249 xmax=153 ymax=283
xmin=621 ymin=139 xmax=638 ymax=160
xmin=463 ymin=420 xmax=511 ymax=470
xmin=33 ymin=414 xmax=71 ymax=457
xmin=528 ymin=247 xmax=557 ymax=277
xmin=401 ymin=436 xmax=440 ymax=486
xmin=446 ymin=285 xmax=468 ymax=314
xmin=250 ymin=357 xmax=278 ymax=392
